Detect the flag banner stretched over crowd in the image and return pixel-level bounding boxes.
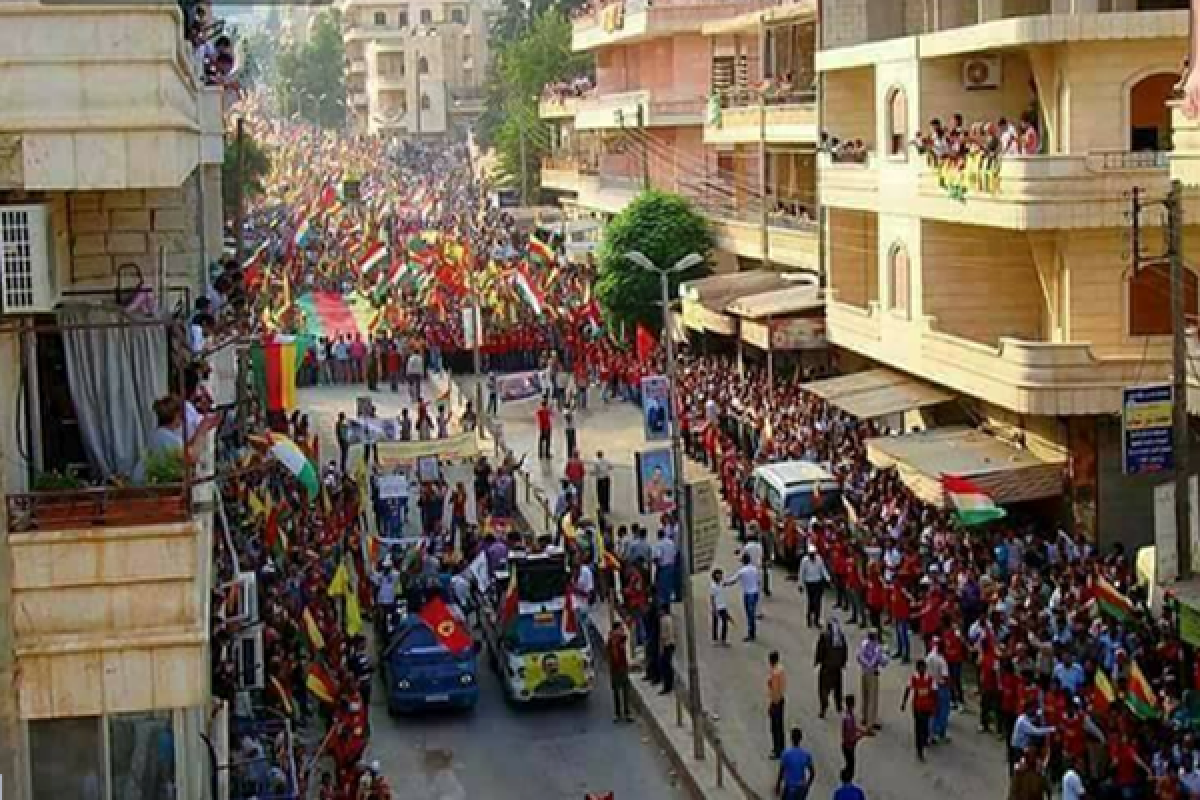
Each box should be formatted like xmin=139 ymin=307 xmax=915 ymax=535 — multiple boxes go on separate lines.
xmin=418 ymin=596 xmax=473 ymax=654
xmin=294 ymin=291 xmax=378 ymax=340
xmin=941 ymin=475 xmax=1006 ymax=526
xmin=251 ymin=337 xmax=299 ymax=412
xmin=497 ymin=371 xmax=544 ymax=402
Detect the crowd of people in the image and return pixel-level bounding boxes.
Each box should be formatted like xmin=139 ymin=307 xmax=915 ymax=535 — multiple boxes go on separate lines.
xmin=637 ymin=350 xmax=1200 ymax=800
xmin=542 ymin=75 xmax=596 ymax=102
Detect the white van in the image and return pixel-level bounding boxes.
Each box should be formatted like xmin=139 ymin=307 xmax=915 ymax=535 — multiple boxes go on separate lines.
xmin=750 ymin=461 xmax=841 ymax=519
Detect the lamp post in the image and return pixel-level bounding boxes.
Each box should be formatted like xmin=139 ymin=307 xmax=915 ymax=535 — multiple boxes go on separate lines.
xmin=625 ymin=249 xmax=706 ymax=762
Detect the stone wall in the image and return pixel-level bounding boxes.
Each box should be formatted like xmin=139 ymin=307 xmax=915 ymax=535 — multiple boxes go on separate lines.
xmin=64 ymin=168 xmax=212 ymax=298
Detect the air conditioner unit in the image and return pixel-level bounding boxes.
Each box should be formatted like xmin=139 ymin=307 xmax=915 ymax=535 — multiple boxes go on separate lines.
xmin=0 ymin=204 xmax=58 ymax=314
xmin=962 ymin=56 xmax=1001 ymax=90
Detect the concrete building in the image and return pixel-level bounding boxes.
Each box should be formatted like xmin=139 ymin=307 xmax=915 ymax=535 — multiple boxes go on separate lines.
xmin=817 ymin=0 xmax=1191 ymax=550
xmin=0 ymin=3 xmax=225 ymax=796
xmin=340 ymin=0 xmax=498 ymax=139
xmin=541 ymin=0 xmax=819 ymax=276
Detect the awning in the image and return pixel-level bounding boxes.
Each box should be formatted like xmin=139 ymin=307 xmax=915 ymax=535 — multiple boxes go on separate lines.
xmin=866 ymin=426 xmax=1067 ymax=507
xmin=680 ymin=271 xmax=792 ymax=335
xmin=727 ymin=285 xmax=823 ymax=319
xmin=802 ymin=368 xmax=952 ymax=419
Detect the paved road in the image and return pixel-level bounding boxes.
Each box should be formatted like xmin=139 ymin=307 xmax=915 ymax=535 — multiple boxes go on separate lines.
xmin=298 ymin=383 xmax=687 ymax=800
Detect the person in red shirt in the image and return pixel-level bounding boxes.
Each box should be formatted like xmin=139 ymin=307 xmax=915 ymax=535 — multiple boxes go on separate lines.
xmin=977 ymin=634 xmax=1000 ymax=733
xmin=998 ymin=661 xmax=1020 ymax=745
xmin=941 ymin=625 xmax=966 ymax=709
xmin=607 ymin=619 xmax=633 ymax=723
xmin=535 ymin=399 xmax=553 ymax=459
xmin=565 ymin=450 xmax=586 ymax=501
xmin=865 ymin=564 xmax=886 ymax=637
xmin=901 ymin=658 xmax=936 ymax=761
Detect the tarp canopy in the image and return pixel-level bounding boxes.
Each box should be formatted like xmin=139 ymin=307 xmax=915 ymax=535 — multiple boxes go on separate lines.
xmin=866 ymin=426 xmax=1066 ymax=508
xmin=727 ymin=285 xmax=823 ymax=320
xmin=680 ymin=271 xmax=791 ymax=335
xmin=802 ymin=368 xmax=952 ymax=420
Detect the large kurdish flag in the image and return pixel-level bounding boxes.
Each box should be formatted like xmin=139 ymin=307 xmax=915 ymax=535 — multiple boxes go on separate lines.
xmin=251 ymin=336 xmax=299 ymax=412
xmin=1127 ymin=662 xmax=1159 ymax=720
xmin=295 ymin=291 xmax=377 ymax=340
xmin=941 ymin=475 xmax=1007 ymax=526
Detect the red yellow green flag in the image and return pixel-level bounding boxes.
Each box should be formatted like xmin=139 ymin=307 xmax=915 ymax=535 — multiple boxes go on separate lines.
xmin=1127 ymin=662 xmax=1159 ymax=720
xmin=1094 ymin=576 xmax=1134 ymax=621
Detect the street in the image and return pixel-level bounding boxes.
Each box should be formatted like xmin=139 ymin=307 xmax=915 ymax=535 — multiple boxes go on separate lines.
xmin=299 ymin=383 xmax=687 ymax=800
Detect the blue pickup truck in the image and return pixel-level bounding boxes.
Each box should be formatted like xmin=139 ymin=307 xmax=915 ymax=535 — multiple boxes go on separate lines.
xmin=382 ymin=608 xmax=480 ymax=714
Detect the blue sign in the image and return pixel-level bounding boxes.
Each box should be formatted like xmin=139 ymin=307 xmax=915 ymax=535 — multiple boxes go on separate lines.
xmin=1122 ymin=384 xmax=1174 ymax=475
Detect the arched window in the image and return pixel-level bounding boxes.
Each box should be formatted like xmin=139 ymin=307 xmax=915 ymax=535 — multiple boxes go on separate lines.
xmin=420 ymin=94 xmax=431 ymax=111
xmin=888 ymin=243 xmax=910 ymax=317
xmin=1130 ymin=72 xmax=1179 ymax=152
xmin=373 ymin=10 xmax=386 ymax=26
xmin=1130 ymin=264 xmax=1197 ymax=335
xmin=886 ymin=87 xmax=908 ymax=158
xmin=418 ymin=56 xmax=430 ymax=76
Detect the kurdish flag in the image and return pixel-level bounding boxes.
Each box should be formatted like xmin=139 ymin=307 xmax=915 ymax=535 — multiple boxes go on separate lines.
xmin=250 ymin=336 xmax=299 ymax=412
xmin=941 ymin=475 xmax=1006 ymax=526
xmin=1094 ymin=576 xmax=1134 ymax=621
xmin=1092 ymin=669 xmax=1115 ymax=714
xmin=1127 ymin=662 xmax=1159 ymax=720
xmin=268 ymin=433 xmax=320 ymax=498
xmin=528 ymin=234 xmax=554 ymax=265
xmin=295 ymin=291 xmax=377 ymax=340
xmin=358 ymin=241 xmax=388 ymax=276
xmin=513 ymin=264 xmax=545 ymax=316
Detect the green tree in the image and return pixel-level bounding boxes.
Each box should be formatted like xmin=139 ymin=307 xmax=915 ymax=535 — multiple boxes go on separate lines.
xmin=275 ymin=10 xmax=347 ymax=129
xmin=222 ymin=133 xmax=272 ymax=219
xmin=482 ymin=9 xmax=591 ymax=200
xmin=595 ymin=190 xmax=715 ymax=333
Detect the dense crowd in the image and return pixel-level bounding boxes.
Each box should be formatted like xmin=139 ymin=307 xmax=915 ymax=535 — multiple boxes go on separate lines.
xmin=652 ymin=351 xmax=1200 ymax=800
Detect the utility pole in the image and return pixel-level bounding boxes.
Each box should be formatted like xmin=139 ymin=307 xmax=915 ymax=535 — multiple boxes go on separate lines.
xmin=234 ymin=117 xmax=247 ymax=265
xmin=759 ymin=89 xmax=771 ymax=272
xmin=638 ymin=104 xmax=649 ymax=190
xmin=1170 ymin=179 xmax=1192 ymax=579
xmin=519 ymin=121 xmax=529 ymax=205
xmin=463 ymin=135 xmax=485 ymax=424
xmin=1131 ymin=183 xmax=1192 ymax=581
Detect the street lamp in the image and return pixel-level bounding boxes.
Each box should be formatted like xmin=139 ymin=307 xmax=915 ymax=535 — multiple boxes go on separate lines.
xmin=624 ymin=249 xmax=706 ymax=762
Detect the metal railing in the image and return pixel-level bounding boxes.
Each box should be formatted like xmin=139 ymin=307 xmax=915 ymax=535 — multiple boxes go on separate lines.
xmin=1094 ymin=149 xmax=1169 ymax=171
xmin=662 ymin=668 xmax=749 ymax=797
xmin=715 ymin=87 xmax=816 ymax=110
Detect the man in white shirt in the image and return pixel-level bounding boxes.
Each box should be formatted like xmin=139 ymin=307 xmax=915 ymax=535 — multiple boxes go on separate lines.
xmin=572 ymin=563 xmax=594 ymax=636
xmin=725 ymin=552 xmax=760 ymax=642
xmin=798 ymin=545 xmax=831 ymax=628
xmin=743 ymin=528 xmax=767 ymax=598
xmin=406 ymin=350 xmax=424 ymax=400
xmin=710 ymin=568 xmax=731 ymax=645
xmin=654 ymin=531 xmax=680 ymax=606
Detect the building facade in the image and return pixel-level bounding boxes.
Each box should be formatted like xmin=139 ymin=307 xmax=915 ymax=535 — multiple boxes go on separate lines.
xmin=818 ymin=0 xmax=1192 ymax=550
xmin=0 ymin=3 xmax=225 ymax=796
xmin=340 ymin=0 xmax=498 ymax=139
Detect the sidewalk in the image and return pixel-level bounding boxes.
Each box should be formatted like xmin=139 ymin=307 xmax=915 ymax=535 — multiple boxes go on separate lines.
xmin=467 ymin=380 xmax=1011 ymax=800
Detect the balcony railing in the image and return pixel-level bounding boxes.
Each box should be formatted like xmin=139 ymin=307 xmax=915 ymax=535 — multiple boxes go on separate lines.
xmin=715 ymin=87 xmax=816 ymax=109
xmin=7 ymin=485 xmax=190 ymax=534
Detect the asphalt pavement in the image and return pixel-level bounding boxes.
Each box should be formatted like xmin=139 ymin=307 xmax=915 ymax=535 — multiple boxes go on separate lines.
xmin=298 ymin=381 xmax=687 ymax=800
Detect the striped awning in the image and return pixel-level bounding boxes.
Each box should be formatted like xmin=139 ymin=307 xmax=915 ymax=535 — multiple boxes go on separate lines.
xmin=866 ymin=426 xmax=1066 ymax=508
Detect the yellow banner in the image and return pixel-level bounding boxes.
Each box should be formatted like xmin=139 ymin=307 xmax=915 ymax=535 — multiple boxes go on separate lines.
xmin=377 ymin=432 xmax=480 ymax=465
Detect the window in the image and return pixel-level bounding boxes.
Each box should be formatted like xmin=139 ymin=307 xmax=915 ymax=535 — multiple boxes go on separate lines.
xmin=888 ymin=244 xmax=910 ymax=317
xmin=451 ymin=7 xmax=466 ymax=23
xmin=418 ymin=56 xmax=429 ymax=75
xmin=886 ymin=87 xmax=908 ymax=158
xmin=30 ymin=717 xmax=104 ymax=799
xmin=110 ymin=712 xmax=177 ymax=799
xmin=1130 ymin=72 xmax=1179 ymax=152
xmin=1129 ymin=263 xmax=1198 ymax=335
xmin=398 ymin=11 xmax=409 ymax=27
xmin=421 ymin=93 xmax=432 ymax=110
xmin=420 ymin=8 xmax=433 ymax=24
xmin=373 ymin=10 xmax=387 ymax=26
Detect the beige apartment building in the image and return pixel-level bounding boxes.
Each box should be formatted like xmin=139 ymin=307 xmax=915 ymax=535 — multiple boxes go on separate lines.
xmin=340 ymin=0 xmax=497 ymax=139
xmin=818 ymin=0 xmax=1191 ymax=550
xmin=0 ymin=3 xmax=225 ymax=797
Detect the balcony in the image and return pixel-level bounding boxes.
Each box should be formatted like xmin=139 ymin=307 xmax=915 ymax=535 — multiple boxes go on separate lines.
xmin=709 ymin=212 xmax=819 ymax=271
xmin=704 ymin=89 xmax=818 ymax=146
xmin=450 ymin=88 xmax=488 ymax=115
xmin=0 ymin=4 xmax=223 ymax=190
xmin=351 ymin=59 xmax=368 ymax=73
xmin=540 ymin=94 xmax=585 ymax=120
xmin=572 ymin=0 xmax=779 ymax=51
xmin=826 ymin=299 xmax=1171 ymax=416
xmin=575 ymin=90 xmax=705 ymax=130
xmin=370 ymin=73 xmax=407 ymax=91
xmin=818 ymin=151 xmax=1187 ymax=229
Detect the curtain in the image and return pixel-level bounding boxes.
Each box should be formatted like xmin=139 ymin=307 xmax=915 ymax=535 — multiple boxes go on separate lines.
xmin=57 ymin=305 xmax=168 ymax=479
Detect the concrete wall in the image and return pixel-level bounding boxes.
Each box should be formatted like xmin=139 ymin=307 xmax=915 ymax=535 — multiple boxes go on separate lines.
xmin=824 ymin=68 xmax=876 ymax=147
xmin=919 ymin=53 xmax=1037 ymax=129
xmin=597 ymin=34 xmax=711 ymax=99
xmin=921 ymin=220 xmax=1043 ymax=345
